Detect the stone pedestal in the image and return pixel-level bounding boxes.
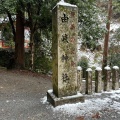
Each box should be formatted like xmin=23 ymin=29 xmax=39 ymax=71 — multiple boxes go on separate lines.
xmin=47 ymin=1 xmax=84 ymax=107
xmin=47 ymin=90 xmax=84 ymax=107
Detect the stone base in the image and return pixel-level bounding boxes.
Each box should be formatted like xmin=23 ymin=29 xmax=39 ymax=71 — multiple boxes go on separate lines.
xmin=47 ymin=89 xmax=84 ymax=107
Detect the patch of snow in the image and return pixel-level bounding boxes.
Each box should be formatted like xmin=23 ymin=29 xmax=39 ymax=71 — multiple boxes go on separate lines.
xmin=110 ymin=101 xmax=120 ymax=110
xmin=57 ymin=0 xmax=77 ymax=7
xmin=82 ymin=80 xmax=86 ymax=82
xmin=48 ymin=89 xmax=53 ymax=93
xmin=110 ymin=23 xmax=120 ymax=32
xmin=77 ymin=66 xmax=82 ymax=71
xmin=113 ymin=66 xmax=119 ymax=70
xmin=104 ymin=66 xmax=111 ymax=70
xmin=6 ymin=100 xmax=10 ymax=103
xmin=77 ymin=43 xmax=102 ymax=68
xmin=41 ymin=89 xmax=120 ymax=116
xmin=41 ymin=96 xmax=47 ymax=104
xmin=62 ymin=93 xmax=83 ymax=99
xmin=103 ymin=89 xmax=120 ymax=94
xmin=110 ymin=94 xmax=120 ymax=100
xmin=96 ymin=67 xmax=102 ymax=71
xmin=86 ymin=68 xmax=92 ymax=71
xmin=53 ymin=98 xmax=111 ymax=116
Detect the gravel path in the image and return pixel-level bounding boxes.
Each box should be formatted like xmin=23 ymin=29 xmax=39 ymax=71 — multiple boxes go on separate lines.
xmin=1 ymin=68 xmax=120 ymax=120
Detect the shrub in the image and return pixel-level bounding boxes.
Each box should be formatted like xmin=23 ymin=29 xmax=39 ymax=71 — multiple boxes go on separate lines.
xmin=0 ymin=49 xmax=13 ymax=67
xmin=109 ymin=53 xmax=120 ymax=71
xmin=78 ymin=56 xmax=89 ymax=78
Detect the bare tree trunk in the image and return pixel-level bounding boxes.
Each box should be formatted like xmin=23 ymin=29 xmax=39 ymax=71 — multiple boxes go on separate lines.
xmin=102 ymin=0 xmax=112 ymax=70
xmin=15 ymin=10 xmax=25 ymax=69
xmin=29 ymin=31 xmax=35 ymax=70
xmin=6 ymin=11 xmax=16 ymax=42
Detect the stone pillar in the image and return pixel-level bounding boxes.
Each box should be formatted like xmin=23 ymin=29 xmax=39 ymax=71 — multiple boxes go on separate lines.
xmin=95 ymin=67 xmax=102 ymax=93
xmin=47 ymin=1 xmax=84 ymax=107
xmin=85 ymin=68 xmax=92 ymax=94
xmin=104 ymin=66 xmax=111 ymax=91
xmin=112 ymin=66 xmax=119 ymax=90
xmin=77 ymin=66 xmax=82 ymax=92
xmin=52 ymin=1 xmax=78 ymax=98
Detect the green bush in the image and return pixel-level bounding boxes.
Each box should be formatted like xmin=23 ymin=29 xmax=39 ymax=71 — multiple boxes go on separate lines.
xmin=78 ymin=56 xmax=89 ymax=78
xmin=0 ymin=49 xmax=13 ymax=67
xmin=78 ymin=56 xmax=89 ymax=69
xmin=109 ymin=54 xmax=120 ymax=71
xmin=34 ymin=55 xmax=52 ymax=74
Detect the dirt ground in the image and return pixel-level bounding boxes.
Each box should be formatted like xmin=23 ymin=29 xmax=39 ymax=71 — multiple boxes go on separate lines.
xmin=1 ymin=68 xmax=120 ymax=120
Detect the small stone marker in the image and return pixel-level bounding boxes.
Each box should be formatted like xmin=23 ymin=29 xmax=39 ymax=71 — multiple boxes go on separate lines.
xmin=85 ymin=68 xmax=92 ymax=94
xmin=77 ymin=66 xmax=82 ymax=92
xmin=47 ymin=0 xmax=84 ymax=107
xmin=104 ymin=66 xmax=111 ymax=91
xmin=95 ymin=67 xmax=102 ymax=93
xmin=112 ymin=66 xmax=119 ymax=90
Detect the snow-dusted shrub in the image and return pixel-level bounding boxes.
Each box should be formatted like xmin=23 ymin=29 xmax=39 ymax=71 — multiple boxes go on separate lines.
xmin=78 ymin=56 xmax=89 ymax=78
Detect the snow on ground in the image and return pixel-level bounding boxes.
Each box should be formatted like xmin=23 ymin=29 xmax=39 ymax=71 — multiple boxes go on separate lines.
xmin=41 ymin=89 xmax=120 ymax=116
xmin=77 ymin=22 xmax=120 ymax=68
xmin=110 ymin=22 xmax=120 ymax=32
xmin=77 ymin=40 xmax=102 ymax=68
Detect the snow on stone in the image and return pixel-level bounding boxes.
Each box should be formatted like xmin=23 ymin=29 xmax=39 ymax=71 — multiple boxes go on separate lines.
xmin=48 ymin=89 xmax=53 ymax=93
xmin=57 ymin=0 xmax=77 ymax=7
xmin=113 ymin=66 xmax=119 ymax=70
xmin=77 ymin=66 xmax=82 ymax=71
xmin=62 ymin=92 xmax=83 ymax=100
xmin=86 ymin=68 xmax=92 ymax=71
xmin=104 ymin=66 xmax=111 ymax=70
xmin=96 ymin=67 xmax=102 ymax=71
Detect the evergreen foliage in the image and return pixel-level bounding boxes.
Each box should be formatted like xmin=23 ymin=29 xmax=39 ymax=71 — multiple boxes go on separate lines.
xmin=0 ymin=0 xmax=120 ymax=73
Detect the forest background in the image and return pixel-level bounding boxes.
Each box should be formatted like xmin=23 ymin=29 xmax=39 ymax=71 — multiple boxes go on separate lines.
xmin=0 ymin=0 xmax=120 ymax=74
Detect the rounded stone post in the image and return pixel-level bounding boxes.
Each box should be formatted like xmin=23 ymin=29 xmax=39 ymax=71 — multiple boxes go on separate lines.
xmin=77 ymin=66 xmax=82 ymax=92
xmin=112 ymin=66 xmax=119 ymax=90
xmin=85 ymin=68 xmax=92 ymax=94
xmin=95 ymin=67 xmax=102 ymax=93
xmin=104 ymin=66 xmax=111 ymax=91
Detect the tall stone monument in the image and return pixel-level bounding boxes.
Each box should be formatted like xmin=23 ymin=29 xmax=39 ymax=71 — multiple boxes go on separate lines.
xmin=47 ymin=0 xmax=84 ymax=107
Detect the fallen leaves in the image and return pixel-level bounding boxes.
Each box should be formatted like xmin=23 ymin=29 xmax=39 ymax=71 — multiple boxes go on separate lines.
xmin=75 ymin=116 xmax=85 ymax=120
xmin=92 ymin=112 xmax=101 ymax=119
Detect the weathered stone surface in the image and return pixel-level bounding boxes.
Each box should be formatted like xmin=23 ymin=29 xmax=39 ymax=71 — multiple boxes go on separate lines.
xmin=77 ymin=66 xmax=82 ymax=92
xmin=112 ymin=67 xmax=119 ymax=90
xmin=104 ymin=67 xmax=111 ymax=91
xmin=95 ymin=68 xmax=102 ymax=93
xmin=47 ymin=90 xmax=84 ymax=107
xmin=52 ymin=2 xmax=78 ymax=98
xmin=47 ymin=1 xmax=84 ymax=107
xmin=85 ymin=68 xmax=92 ymax=94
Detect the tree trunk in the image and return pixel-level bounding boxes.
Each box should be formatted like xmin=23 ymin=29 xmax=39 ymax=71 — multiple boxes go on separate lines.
xmin=102 ymin=0 xmax=112 ymax=70
xmin=7 ymin=11 xmax=16 ymax=42
xmin=29 ymin=31 xmax=35 ymax=70
xmin=15 ymin=10 xmax=25 ymax=69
